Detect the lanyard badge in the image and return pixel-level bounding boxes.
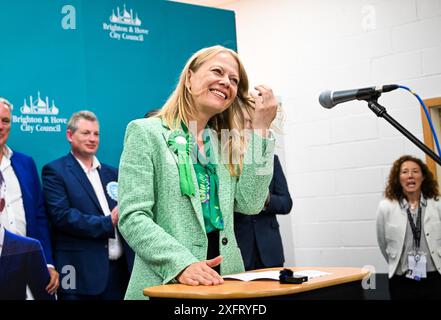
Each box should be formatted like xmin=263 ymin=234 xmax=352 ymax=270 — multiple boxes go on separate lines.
xmin=405 ymin=206 xmax=427 ymax=280
xmin=406 ymin=254 xmax=427 ymax=281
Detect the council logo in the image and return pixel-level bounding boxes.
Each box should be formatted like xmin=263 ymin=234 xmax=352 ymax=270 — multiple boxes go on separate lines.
xmin=21 ymin=91 xmax=59 ymax=115
xmin=12 ymin=91 xmax=67 ymax=134
xmin=103 ymin=4 xmax=149 ymax=42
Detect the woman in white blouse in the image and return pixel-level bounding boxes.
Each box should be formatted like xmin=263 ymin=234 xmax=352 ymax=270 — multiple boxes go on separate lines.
xmin=376 ymin=155 xmax=441 ymax=299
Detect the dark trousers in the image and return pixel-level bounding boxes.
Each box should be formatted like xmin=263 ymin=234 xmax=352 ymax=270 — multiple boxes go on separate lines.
xmin=58 ymin=258 xmax=128 ymax=300
xmin=389 ymin=271 xmax=441 ymax=300
xmin=244 ymin=239 xmax=265 ymax=271
xmin=207 ymin=231 xmax=220 ymax=274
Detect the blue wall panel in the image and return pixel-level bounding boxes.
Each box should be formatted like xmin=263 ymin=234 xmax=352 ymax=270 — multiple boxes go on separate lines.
xmin=0 ymin=0 xmax=236 ymax=171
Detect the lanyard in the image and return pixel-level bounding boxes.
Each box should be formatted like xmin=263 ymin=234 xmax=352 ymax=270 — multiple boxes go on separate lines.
xmin=406 ymin=205 xmax=422 ymax=250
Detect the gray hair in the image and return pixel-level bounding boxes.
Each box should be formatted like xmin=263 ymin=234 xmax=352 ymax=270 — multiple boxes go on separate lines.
xmin=67 ymin=110 xmax=98 ymax=134
xmin=0 ymin=97 xmax=13 ymax=111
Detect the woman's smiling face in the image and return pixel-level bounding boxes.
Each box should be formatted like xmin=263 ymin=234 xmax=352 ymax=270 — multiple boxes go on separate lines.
xmin=188 ymin=51 xmax=239 ymax=118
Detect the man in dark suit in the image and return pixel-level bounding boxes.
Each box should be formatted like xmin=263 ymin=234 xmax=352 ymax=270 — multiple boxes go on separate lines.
xmin=0 ymin=97 xmax=58 ymax=296
xmin=234 ymin=154 xmax=293 ymax=270
xmin=0 ymin=227 xmax=54 ymax=300
xmin=42 ymin=110 xmax=133 ymax=300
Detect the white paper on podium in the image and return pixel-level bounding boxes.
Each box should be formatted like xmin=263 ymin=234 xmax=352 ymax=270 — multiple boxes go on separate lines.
xmin=223 ymin=270 xmax=331 ymax=281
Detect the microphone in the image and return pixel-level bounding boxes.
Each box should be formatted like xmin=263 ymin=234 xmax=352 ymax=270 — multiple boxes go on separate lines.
xmin=319 ymin=84 xmax=399 ymax=109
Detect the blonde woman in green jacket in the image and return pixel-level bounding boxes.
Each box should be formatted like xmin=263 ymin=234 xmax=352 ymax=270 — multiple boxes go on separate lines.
xmin=118 ymin=45 xmax=278 ymax=300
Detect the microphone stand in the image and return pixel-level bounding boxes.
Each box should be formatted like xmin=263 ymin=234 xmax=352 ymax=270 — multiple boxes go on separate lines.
xmin=366 ymin=95 xmax=441 ymax=166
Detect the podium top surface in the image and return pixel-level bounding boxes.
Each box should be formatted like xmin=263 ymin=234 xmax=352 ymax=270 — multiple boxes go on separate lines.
xmin=143 ymin=267 xmax=370 ymax=299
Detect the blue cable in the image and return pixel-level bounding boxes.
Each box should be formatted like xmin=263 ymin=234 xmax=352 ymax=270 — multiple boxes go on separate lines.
xmin=398 ymin=85 xmax=441 ymax=156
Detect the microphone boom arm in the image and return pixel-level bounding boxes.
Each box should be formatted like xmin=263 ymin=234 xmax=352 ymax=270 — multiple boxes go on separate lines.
xmin=366 ymin=98 xmax=441 ymax=166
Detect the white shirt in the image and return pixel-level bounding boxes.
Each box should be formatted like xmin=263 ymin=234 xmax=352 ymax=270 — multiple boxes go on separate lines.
xmin=0 ymin=225 xmax=5 ymax=257
xmin=0 ymin=147 xmax=26 ymax=236
xmin=73 ymin=154 xmax=123 ymax=260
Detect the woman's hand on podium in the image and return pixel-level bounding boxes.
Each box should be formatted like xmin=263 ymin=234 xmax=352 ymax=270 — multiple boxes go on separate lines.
xmin=177 ymin=255 xmax=224 ymax=286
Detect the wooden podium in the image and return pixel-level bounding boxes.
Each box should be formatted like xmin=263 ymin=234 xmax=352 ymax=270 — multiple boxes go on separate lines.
xmin=144 ymin=267 xmax=370 ymax=300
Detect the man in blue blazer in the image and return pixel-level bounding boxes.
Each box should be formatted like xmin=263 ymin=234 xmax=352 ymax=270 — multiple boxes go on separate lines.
xmin=0 ymin=227 xmax=54 ymax=300
xmin=0 ymin=97 xmax=59 ymax=296
xmin=42 ymin=111 xmax=133 ymax=300
xmin=234 ymin=155 xmax=293 ymax=270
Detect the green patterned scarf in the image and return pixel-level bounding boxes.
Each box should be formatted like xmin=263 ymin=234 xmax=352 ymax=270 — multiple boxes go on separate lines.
xmin=193 ymin=131 xmax=224 ymax=232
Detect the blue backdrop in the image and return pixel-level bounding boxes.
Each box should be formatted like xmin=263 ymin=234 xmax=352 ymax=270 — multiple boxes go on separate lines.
xmin=0 ymin=0 xmax=237 ymax=171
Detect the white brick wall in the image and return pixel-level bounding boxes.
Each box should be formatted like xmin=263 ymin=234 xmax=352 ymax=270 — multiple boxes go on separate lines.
xmin=290 ymin=171 xmax=335 ymax=198
xmin=418 ymin=0 xmax=441 ymax=18
xmin=330 ymin=113 xmax=379 ymax=143
xmin=294 ymin=247 xmax=386 ymax=270
xmin=334 ymin=167 xmax=385 ymax=195
xmin=374 ymin=0 xmax=418 ymax=29
xmin=372 ymin=51 xmax=422 ymax=83
xmin=178 ymin=0 xmax=441 ymax=274
xmin=293 ymin=193 xmax=383 ymax=224
xmin=423 ymin=46 xmax=441 ymax=76
xmin=392 ymin=17 xmax=441 ymax=52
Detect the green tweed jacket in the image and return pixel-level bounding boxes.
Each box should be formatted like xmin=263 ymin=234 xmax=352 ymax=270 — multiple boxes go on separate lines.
xmin=118 ymin=117 xmax=275 ymax=300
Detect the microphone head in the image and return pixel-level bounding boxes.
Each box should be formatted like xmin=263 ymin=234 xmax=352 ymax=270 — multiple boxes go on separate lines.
xmin=319 ymin=90 xmax=334 ymax=109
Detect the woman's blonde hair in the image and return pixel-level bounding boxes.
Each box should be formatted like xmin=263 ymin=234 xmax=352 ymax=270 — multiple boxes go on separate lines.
xmin=156 ymin=45 xmax=255 ymax=176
